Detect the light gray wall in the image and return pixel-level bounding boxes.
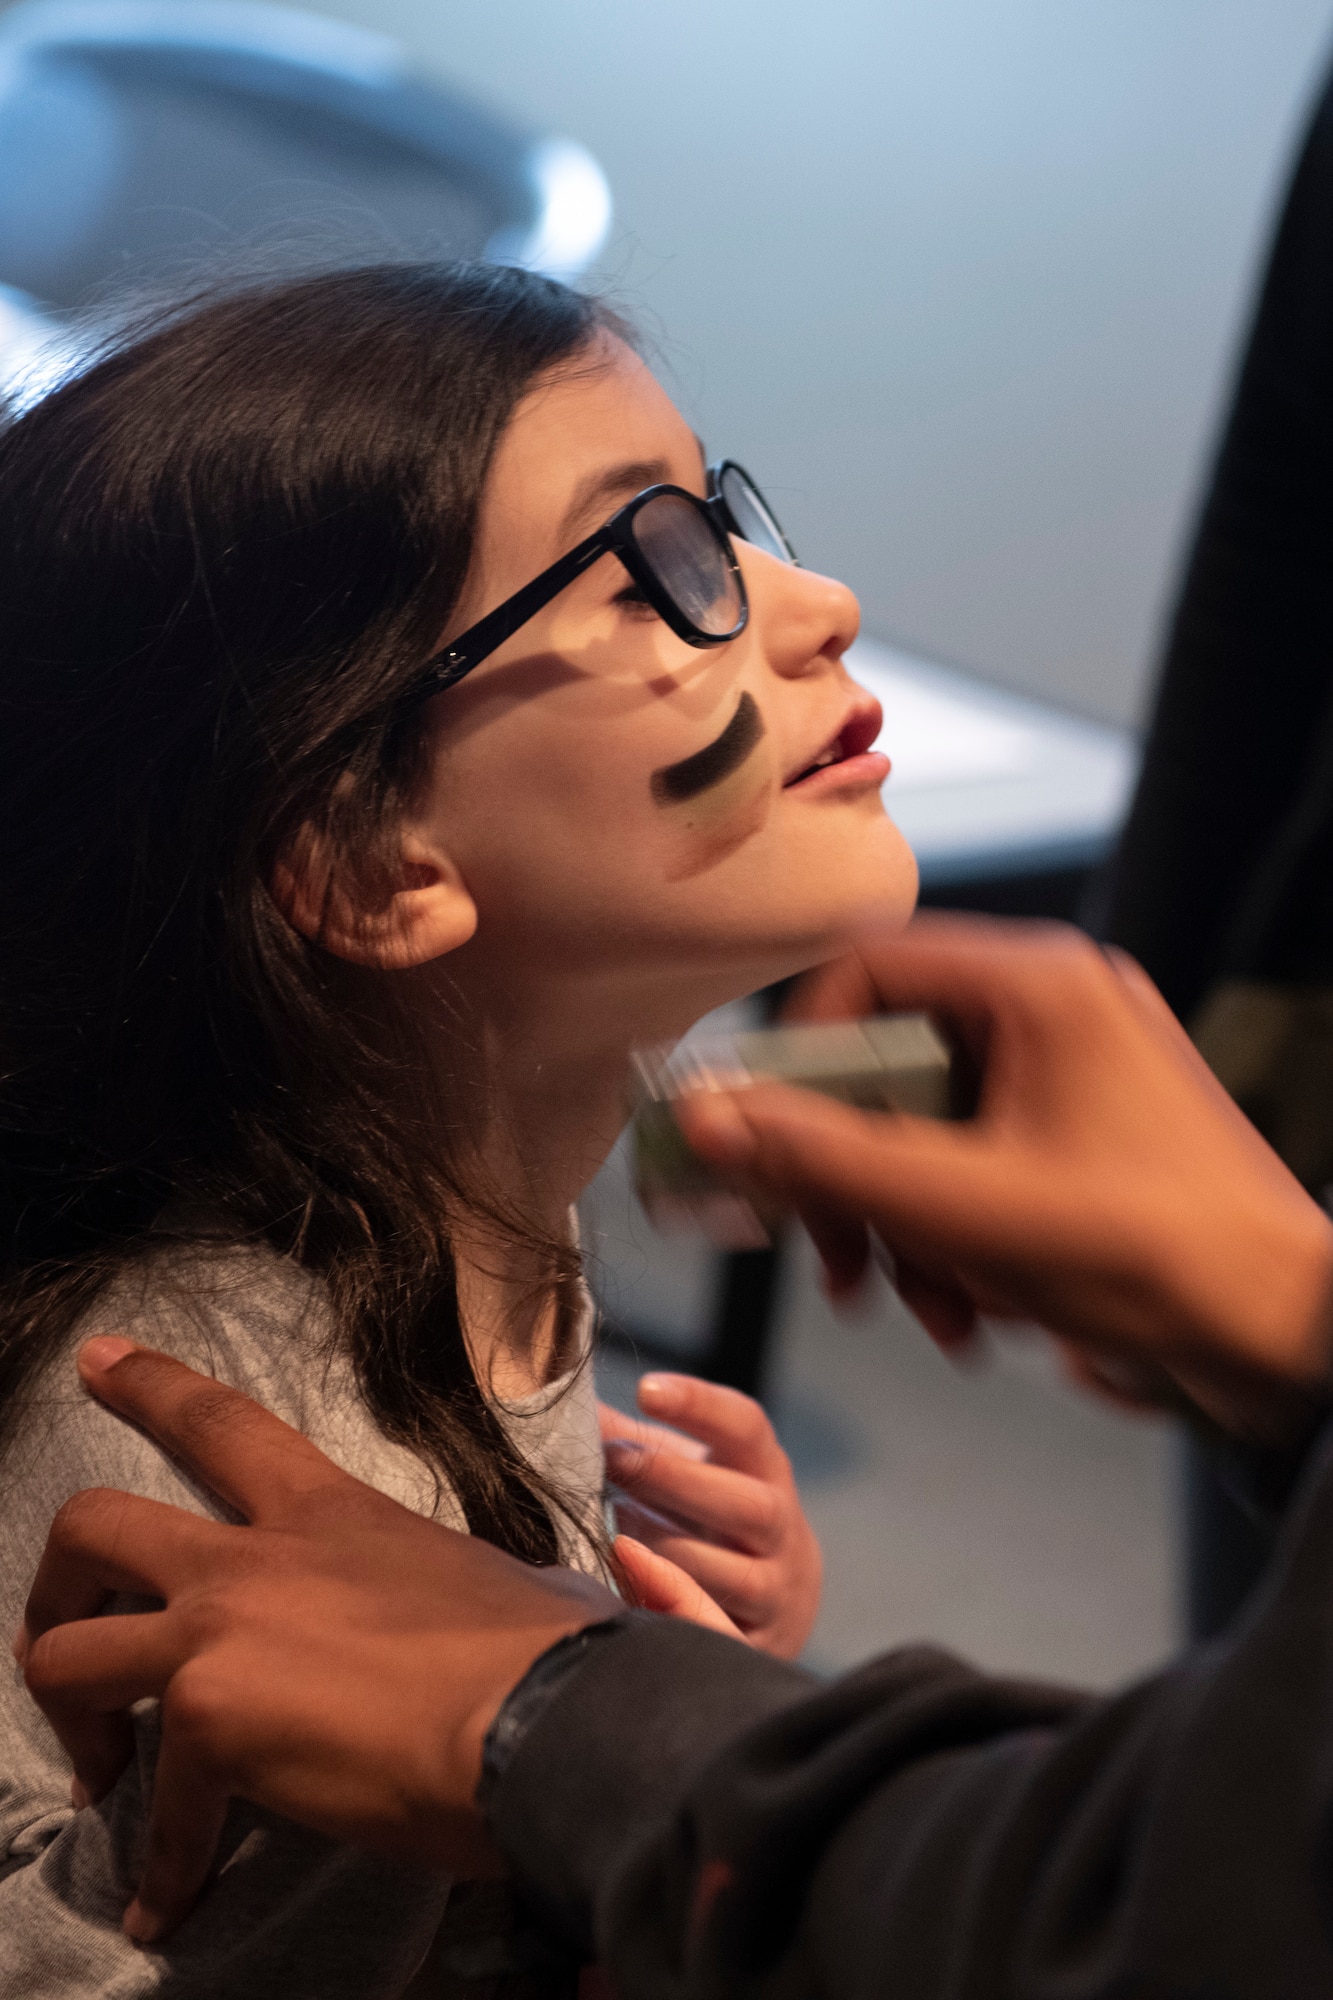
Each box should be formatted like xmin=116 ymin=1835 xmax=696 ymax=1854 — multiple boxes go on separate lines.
xmin=310 ymin=0 xmax=1333 ymax=725
xmin=8 ymin=0 xmax=1328 ymax=722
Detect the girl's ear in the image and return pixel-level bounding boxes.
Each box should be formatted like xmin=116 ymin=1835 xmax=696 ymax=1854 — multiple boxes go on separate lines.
xmin=271 ymin=823 xmax=478 ymax=969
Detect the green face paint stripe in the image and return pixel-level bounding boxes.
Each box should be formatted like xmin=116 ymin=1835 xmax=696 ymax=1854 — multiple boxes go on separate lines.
xmin=651 ymin=691 xmax=765 ymax=806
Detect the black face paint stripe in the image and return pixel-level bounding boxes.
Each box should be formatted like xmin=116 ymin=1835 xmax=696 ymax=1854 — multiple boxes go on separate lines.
xmin=651 ymin=691 xmax=765 ymax=805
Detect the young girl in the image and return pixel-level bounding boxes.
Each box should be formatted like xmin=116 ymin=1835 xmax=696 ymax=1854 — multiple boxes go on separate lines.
xmin=0 ymin=263 xmax=918 ymax=1995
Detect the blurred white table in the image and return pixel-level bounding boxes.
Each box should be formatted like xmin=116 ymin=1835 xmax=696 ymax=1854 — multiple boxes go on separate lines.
xmin=848 ymin=634 xmax=1139 ymax=889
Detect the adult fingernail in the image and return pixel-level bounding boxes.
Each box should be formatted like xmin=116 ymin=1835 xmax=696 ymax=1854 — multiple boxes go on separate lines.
xmin=124 ymin=1897 xmax=160 ymax=1946
xmin=78 ymin=1337 xmax=139 ymax=1378
xmin=676 ymin=1091 xmax=757 ymax=1166
xmin=637 ymin=1374 xmax=678 ymax=1409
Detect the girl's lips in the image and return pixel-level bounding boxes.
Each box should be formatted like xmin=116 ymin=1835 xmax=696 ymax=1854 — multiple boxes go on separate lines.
xmin=782 ymin=697 xmax=888 ymax=794
xmin=783 ymin=748 xmax=891 ymax=796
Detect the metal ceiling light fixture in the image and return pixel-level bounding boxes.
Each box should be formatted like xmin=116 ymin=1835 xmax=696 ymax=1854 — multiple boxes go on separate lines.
xmin=0 ymin=0 xmax=612 ymax=406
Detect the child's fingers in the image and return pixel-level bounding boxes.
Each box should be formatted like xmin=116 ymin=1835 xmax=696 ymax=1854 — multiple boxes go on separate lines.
xmin=634 ymin=1374 xmax=791 ymax=1481
xmin=609 ymin=1497 xmax=796 ymax=1631
xmin=617 ymin=1520 xmax=821 ymax=1659
xmin=596 ymin=1399 xmax=707 ymax=1460
xmin=609 ymin=1535 xmax=742 ymax=1641
xmin=616 ymin=1522 xmax=777 ymax=1625
xmin=602 ymin=1443 xmax=781 ymax=1555
xmin=610 ymin=1494 xmax=687 ymax=1546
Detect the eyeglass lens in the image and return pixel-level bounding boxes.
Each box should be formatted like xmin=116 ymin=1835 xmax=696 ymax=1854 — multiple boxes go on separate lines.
xmin=632 ymin=493 xmax=744 ymax=637
xmin=718 ymin=464 xmax=797 ymax=564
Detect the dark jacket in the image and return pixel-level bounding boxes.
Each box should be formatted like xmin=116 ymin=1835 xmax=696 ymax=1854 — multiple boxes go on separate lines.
xmin=494 ymin=1423 xmax=1333 ymax=1996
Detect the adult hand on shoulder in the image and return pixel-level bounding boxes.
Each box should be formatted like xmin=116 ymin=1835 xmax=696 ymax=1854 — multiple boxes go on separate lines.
xmin=676 ymin=913 xmax=1333 ymax=1445
xmin=14 ymin=1338 xmax=618 ymax=1946
xmin=599 ymin=1375 xmax=822 ymax=1660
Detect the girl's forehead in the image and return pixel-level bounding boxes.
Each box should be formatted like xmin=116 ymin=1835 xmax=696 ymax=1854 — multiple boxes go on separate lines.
xmin=480 ymin=347 xmax=706 ymax=554
xmin=497 ymin=344 xmax=701 ymax=490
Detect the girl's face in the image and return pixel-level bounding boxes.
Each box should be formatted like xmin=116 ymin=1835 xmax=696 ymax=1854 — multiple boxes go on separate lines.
xmin=412 ymin=338 xmax=917 ymax=1023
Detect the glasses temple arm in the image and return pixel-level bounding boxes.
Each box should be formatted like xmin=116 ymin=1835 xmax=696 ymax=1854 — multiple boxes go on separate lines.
xmin=416 ymin=529 xmax=612 ymax=692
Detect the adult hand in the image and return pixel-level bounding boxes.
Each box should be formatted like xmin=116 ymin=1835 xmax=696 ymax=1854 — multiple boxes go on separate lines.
xmin=676 ymin=914 xmax=1333 ymax=1444
xmin=599 ymin=1374 xmax=822 ymax=1660
xmin=15 ymin=1337 xmax=618 ymax=1945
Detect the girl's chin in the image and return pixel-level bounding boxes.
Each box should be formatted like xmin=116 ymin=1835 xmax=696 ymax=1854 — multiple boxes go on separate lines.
xmin=805 ymin=865 xmax=921 ymax=939
xmin=799 ymin=815 xmax=918 ymax=888
xmin=738 ymin=904 xmax=917 ymax=984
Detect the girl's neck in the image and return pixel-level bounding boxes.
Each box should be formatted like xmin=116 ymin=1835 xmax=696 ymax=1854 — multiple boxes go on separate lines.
xmin=450 ymin=1034 xmax=629 ymax=1401
xmin=430 ymin=951 xmax=751 ymax=1400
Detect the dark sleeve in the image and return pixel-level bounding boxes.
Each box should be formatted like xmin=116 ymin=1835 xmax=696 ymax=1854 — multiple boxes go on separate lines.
xmin=492 ymin=1422 xmax=1333 ymax=1996
xmin=1103 ymin=53 xmax=1333 ymax=1015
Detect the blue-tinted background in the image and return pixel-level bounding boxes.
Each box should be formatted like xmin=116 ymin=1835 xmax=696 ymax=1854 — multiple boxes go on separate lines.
xmin=290 ymin=0 xmax=1333 ymax=726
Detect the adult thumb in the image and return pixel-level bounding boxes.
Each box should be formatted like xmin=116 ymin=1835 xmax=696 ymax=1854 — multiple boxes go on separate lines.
xmin=678 ymin=1082 xmax=1009 ymax=1261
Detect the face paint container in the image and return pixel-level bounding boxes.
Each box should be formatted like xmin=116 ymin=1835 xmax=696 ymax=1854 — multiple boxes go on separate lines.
xmin=629 ymin=1014 xmax=958 ymax=1248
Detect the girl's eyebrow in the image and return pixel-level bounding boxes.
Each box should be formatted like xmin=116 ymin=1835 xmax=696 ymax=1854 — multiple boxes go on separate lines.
xmin=557 ymin=456 xmax=675 ymax=541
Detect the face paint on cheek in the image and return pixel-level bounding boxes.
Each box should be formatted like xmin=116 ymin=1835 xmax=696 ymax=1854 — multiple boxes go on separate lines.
xmin=650 ymin=691 xmax=774 ymax=881
xmin=651 ymin=692 xmax=766 ymax=806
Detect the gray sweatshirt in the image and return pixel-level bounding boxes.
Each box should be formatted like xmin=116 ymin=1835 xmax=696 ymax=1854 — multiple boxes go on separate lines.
xmin=0 ymin=1232 xmax=606 ymax=1997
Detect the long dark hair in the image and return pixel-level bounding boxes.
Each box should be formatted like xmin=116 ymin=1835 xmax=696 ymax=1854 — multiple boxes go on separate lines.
xmin=0 ymin=262 xmax=620 ymax=1562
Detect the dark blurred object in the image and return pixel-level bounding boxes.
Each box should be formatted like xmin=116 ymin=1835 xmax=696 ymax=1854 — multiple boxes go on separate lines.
xmin=1179 ymin=1434 xmax=1293 ymax=1642
xmin=921 ymin=862 xmax=1089 ymax=923
xmin=1192 ymin=982 xmax=1333 ymax=1196
xmin=698 ymin=1241 xmax=789 ymax=1403
xmin=1102 ymin=60 xmax=1333 ymax=1015
xmin=0 ymin=0 xmax=609 ymax=378
xmin=1100 ymin=51 xmax=1333 ymax=1641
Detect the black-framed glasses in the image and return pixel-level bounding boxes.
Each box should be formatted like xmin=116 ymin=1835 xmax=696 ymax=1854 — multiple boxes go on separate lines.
xmin=416 ymin=460 xmax=797 ymax=695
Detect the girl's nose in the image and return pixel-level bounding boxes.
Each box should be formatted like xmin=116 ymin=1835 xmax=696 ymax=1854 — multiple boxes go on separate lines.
xmin=744 ymin=547 xmax=860 ymax=679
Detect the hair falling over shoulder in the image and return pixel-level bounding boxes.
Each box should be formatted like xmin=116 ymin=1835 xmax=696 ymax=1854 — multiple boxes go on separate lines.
xmin=0 ymin=261 xmax=622 ymax=1563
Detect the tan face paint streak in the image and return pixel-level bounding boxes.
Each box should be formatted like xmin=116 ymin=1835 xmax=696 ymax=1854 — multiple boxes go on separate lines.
xmin=661 ymin=732 xmax=775 ymax=882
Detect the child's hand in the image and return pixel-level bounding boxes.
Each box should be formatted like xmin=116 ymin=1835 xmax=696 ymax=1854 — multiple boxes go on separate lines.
xmin=598 ymin=1374 xmax=822 ymax=1660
